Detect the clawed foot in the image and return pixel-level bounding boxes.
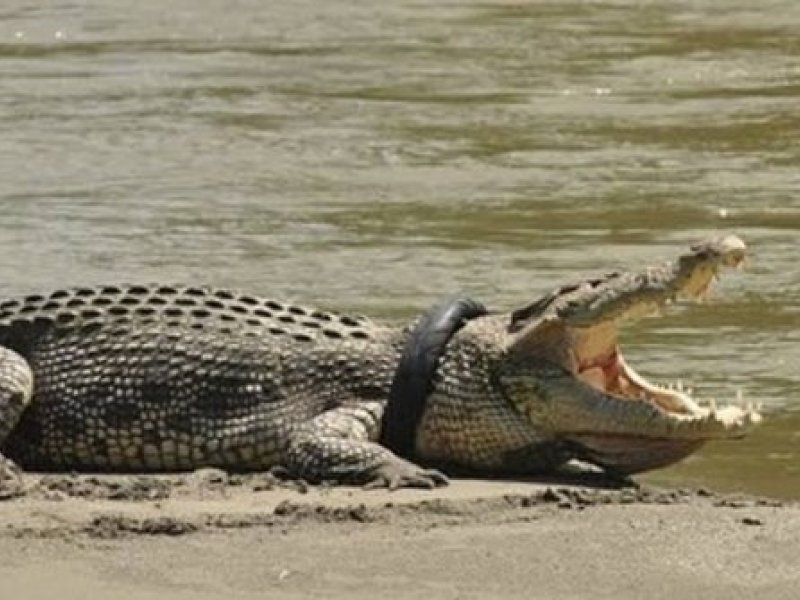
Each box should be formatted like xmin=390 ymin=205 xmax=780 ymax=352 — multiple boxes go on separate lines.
xmin=0 ymin=456 xmax=25 ymax=500
xmin=363 ymin=459 xmax=449 ymax=491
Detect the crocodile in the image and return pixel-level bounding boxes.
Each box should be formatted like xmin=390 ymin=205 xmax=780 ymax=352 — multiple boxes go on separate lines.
xmin=0 ymin=234 xmax=761 ymax=493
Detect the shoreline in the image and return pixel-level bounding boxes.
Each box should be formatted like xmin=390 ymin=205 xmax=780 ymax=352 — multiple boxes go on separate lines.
xmin=0 ymin=470 xmax=793 ymax=538
xmin=2 ymin=472 xmax=799 ymax=599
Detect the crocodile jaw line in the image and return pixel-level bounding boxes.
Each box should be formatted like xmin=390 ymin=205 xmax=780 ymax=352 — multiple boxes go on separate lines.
xmin=564 ymin=239 xmax=761 ymax=467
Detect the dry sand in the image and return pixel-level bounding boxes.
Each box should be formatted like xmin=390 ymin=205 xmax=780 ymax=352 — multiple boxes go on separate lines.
xmin=1 ymin=471 xmax=798 ymax=599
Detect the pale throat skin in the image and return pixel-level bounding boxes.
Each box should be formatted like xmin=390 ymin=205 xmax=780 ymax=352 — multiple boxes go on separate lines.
xmin=0 ymin=234 xmax=761 ymax=491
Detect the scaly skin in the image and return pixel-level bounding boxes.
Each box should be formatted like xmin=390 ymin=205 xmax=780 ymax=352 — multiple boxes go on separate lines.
xmin=0 ymin=236 xmax=761 ymax=492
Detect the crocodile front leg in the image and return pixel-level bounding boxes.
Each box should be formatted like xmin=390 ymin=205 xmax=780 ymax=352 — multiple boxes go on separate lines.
xmin=283 ymin=401 xmax=448 ymax=489
xmin=0 ymin=347 xmax=34 ymax=498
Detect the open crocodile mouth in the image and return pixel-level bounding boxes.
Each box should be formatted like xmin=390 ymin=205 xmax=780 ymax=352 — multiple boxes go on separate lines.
xmin=574 ymin=327 xmax=754 ymax=426
xmin=558 ymin=235 xmax=762 ymax=473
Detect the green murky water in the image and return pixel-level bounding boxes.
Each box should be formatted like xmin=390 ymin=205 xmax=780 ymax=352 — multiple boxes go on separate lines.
xmin=1 ymin=1 xmax=797 ymax=498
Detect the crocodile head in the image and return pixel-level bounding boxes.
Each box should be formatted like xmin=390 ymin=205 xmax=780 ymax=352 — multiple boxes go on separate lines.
xmin=499 ymin=234 xmax=761 ymax=474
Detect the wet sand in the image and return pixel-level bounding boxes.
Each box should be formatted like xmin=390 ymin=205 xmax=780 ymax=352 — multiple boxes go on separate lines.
xmin=1 ymin=472 xmax=798 ymax=599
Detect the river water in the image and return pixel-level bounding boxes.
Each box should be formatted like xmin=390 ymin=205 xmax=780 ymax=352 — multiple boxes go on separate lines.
xmin=0 ymin=0 xmax=797 ymax=498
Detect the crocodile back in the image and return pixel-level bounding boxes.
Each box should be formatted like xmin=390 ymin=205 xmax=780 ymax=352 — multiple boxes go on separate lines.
xmin=0 ymin=284 xmax=381 ymax=355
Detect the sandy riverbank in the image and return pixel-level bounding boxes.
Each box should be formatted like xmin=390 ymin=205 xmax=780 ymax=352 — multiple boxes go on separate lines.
xmin=1 ymin=472 xmax=798 ymax=599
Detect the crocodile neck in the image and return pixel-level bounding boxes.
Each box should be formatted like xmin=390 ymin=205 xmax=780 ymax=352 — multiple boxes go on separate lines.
xmin=415 ymin=317 xmax=555 ymax=472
